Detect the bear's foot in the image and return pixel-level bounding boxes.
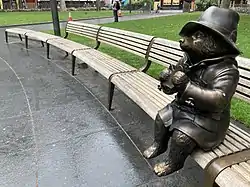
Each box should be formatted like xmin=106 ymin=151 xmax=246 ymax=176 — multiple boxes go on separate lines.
xmin=153 ymin=160 xmax=183 ymax=177
xmin=143 ymin=142 xmax=167 ymax=159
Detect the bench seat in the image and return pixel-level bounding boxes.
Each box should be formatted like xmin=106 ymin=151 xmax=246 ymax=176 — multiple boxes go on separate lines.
xmin=73 ymin=49 xmax=137 ymax=79
xmin=111 ymin=71 xmax=173 ymax=118
xmin=5 ymin=27 xmax=33 ymax=35
xmin=25 ymin=31 xmax=61 ymax=42
xmin=47 ymin=37 xmax=91 ymax=55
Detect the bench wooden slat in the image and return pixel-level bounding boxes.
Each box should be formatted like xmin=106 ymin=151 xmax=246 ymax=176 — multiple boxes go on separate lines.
xmin=100 ymin=26 xmax=154 ymax=42
xmin=112 ymin=75 xmax=160 ymax=118
xmin=150 ymin=43 xmax=184 ymax=57
xmin=65 ymin=29 xmax=97 ymax=39
xmin=238 ymin=77 xmax=250 ymax=88
xmin=230 ymin=124 xmax=250 ymax=142
xmin=216 ymin=167 xmax=250 ymax=187
xmin=227 ymin=130 xmax=250 ymax=148
xmin=66 ymin=24 xmax=99 ymax=32
xmin=191 ymin=150 xmax=216 ymax=168
xmin=74 ymin=51 xmax=136 ymax=75
xmin=241 ymin=162 xmax=250 ymax=171
xmin=124 ymin=72 xmax=176 ymax=103
xmin=148 ymin=54 xmax=178 ymax=67
xmin=225 ymin=135 xmax=247 ymax=150
xmin=236 ymin=84 xmax=250 ymax=97
xmin=73 ymin=49 xmax=136 ymax=79
xmin=97 ymin=37 xmax=148 ymax=57
xmin=67 ymin=21 xmax=101 ymax=29
xmin=232 ymin=165 xmax=250 ymax=181
xmin=213 ymin=147 xmax=224 ymax=156
xmin=236 ymin=56 xmax=250 ymax=70
xmin=117 ymin=73 xmax=172 ymax=108
xmin=99 ymin=30 xmax=151 ymax=46
xmin=67 ymin=24 xmax=99 ymax=32
xmin=217 ymin=143 xmax=233 ymax=155
xmin=25 ymin=32 xmax=61 ymax=42
xmin=6 ymin=28 xmax=33 ymax=35
xmin=149 ymin=47 xmax=181 ymax=65
xmin=222 ymin=139 xmax=242 ymax=153
xmin=239 ymin=68 xmax=250 ymax=78
xmin=115 ymin=74 xmax=168 ymax=109
xmin=153 ymin=38 xmax=182 ymax=50
xmin=66 ymin=27 xmax=97 ymax=36
xmin=47 ymin=38 xmax=90 ymax=54
xmin=98 ymin=33 xmax=149 ymax=51
xmin=78 ymin=49 xmax=138 ymax=72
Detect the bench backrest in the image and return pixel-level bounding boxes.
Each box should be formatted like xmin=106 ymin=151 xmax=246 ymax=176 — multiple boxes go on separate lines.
xmin=65 ymin=21 xmax=101 ymax=40
xmin=148 ymin=38 xmax=184 ymax=67
xmin=65 ymin=21 xmax=155 ymax=58
xmin=234 ymin=57 xmax=250 ymax=102
xmin=97 ymin=26 xmax=154 ymax=58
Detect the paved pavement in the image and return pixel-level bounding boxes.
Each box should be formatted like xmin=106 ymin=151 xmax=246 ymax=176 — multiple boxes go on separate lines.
xmin=0 ymin=11 xmax=204 ymax=187
xmin=10 ymin=10 xmax=183 ymax=31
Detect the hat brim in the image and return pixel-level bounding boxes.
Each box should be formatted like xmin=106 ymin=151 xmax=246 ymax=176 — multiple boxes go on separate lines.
xmin=179 ymin=21 xmax=240 ymax=55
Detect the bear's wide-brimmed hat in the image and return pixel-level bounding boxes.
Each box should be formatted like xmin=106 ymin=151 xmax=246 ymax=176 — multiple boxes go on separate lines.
xmin=179 ymin=6 xmax=240 ymax=54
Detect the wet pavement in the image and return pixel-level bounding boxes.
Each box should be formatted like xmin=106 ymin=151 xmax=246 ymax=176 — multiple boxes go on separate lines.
xmin=0 ymin=12 xmax=203 ymax=187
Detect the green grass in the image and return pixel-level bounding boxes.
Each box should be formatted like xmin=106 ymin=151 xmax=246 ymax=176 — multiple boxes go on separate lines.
xmin=0 ymin=10 xmax=138 ymax=26
xmin=46 ymin=12 xmax=250 ymax=127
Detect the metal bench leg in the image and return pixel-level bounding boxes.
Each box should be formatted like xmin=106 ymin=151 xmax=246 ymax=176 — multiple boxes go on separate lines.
xmin=5 ymin=31 xmax=8 ymax=43
xmin=46 ymin=43 xmax=50 ymax=59
xmin=25 ymin=35 xmax=28 ymax=49
xmin=18 ymin=34 xmax=22 ymax=41
xmin=41 ymin=41 xmax=44 ymax=47
xmin=108 ymin=82 xmax=115 ymax=111
xmin=72 ymin=55 xmax=76 ymax=76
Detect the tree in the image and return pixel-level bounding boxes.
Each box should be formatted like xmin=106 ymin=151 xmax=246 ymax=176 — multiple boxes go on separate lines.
xmin=60 ymin=0 xmax=67 ymax=11
xmin=96 ymin=0 xmax=101 ymax=11
xmin=220 ymin=0 xmax=231 ymax=8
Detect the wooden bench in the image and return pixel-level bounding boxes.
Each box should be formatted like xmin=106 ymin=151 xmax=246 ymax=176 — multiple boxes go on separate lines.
xmin=5 ymin=27 xmax=58 ymax=48
xmin=5 ymin=22 xmax=250 ymax=187
xmin=5 ymin=27 xmax=93 ymax=75
xmin=64 ymin=22 xmax=250 ymax=187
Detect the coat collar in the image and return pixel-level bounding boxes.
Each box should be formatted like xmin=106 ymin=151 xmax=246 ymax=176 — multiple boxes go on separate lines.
xmin=183 ymin=52 xmax=238 ymax=70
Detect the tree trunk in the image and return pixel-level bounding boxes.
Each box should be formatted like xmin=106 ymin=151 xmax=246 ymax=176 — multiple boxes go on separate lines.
xmin=60 ymin=0 xmax=67 ymax=11
xmin=96 ymin=0 xmax=100 ymax=11
xmin=220 ymin=0 xmax=231 ymax=8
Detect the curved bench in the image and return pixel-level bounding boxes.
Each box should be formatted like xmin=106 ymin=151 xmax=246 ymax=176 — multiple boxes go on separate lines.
xmin=5 ymin=22 xmax=250 ymax=187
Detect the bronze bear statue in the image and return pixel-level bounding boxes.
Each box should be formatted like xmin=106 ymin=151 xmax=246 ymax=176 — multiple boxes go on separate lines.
xmin=143 ymin=6 xmax=241 ymax=177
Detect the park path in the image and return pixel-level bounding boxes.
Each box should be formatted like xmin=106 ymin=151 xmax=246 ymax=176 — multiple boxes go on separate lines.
xmin=0 ymin=10 xmax=203 ymax=187
xmin=5 ymin=10 xmax=182 ymax=31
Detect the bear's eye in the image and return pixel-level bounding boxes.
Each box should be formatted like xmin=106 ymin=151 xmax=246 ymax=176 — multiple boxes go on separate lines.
xmin=193 ymin=31 xmax=205 ymax=39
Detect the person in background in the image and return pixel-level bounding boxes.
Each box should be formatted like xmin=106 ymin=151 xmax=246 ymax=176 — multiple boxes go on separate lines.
xmin=113 ymin=0 xmax=120 ymax=22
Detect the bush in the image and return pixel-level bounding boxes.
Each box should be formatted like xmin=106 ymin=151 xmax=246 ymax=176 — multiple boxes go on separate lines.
xmin=195 ymin=0 xmax=218 ymax=11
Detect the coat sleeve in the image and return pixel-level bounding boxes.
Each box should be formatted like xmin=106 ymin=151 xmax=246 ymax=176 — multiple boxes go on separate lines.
xmin=179 ymin=67 xmax=239 ymax=112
